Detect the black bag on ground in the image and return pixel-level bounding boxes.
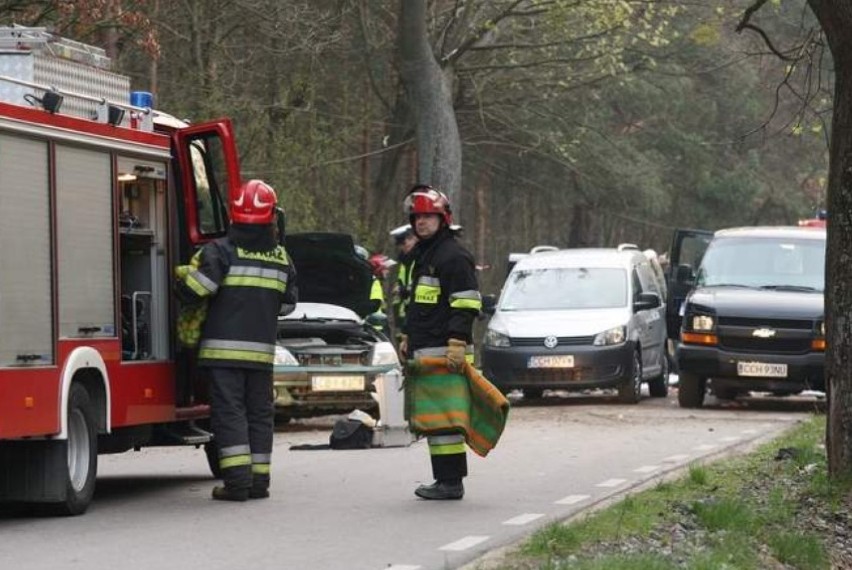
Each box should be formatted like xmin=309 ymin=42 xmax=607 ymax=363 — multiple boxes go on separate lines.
xmin=329 ymin=419 xmax=373 ymax=449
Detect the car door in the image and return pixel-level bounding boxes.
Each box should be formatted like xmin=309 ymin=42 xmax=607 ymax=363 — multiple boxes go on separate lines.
xmin=665 ymin=229 xmax=713 ymax=339
xmin=635 ymin=262 xmax=665 ymax=375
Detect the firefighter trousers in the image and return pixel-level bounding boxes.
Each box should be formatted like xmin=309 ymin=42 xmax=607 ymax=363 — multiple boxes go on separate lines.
xmin=428 ymin=433 xmax=468 ymax=482
xmin=208 ymin=367 xmax=274 ymax=491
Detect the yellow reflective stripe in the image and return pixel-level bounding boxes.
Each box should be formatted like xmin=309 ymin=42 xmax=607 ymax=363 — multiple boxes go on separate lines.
xmin=465 ymin=353 xmax=475 ymax=364
xmin=414 ymin=284 xmax=440 ymax=304
xmin=370 ymin=279 xmax=384 ymax=301
xmin=222 ymin=275 xmax=287 ymax=292
xmin=199 ymin=348 xmax=275 ymax=364
xmin=429 ymin=442 xmax=466 ymax=455
xmin=450 ymin=298 xmax=482 ymax=310
xmin=220 ymin=455 xmax=251 ymax=469
xmin=185 ymin=273 xmax=215 ymax=297
xmin=252 ymin=464 xmax=271 ymax=474
xmin=235 ymin=246 xmax=290 ymax=265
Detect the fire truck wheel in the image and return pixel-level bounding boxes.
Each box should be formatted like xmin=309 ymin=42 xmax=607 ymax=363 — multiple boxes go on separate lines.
xmin=56 ymin=383 xmax=98 ymax=515
xmin=204 ymin=441 xmax=222 ymax=479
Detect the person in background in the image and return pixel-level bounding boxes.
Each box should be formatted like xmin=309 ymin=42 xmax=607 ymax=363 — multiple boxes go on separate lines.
xmin=400 ymin=184 xmax=481 ymax=500
xmin=389 ymin=224 xmax=418 ymax=340
xmin=176 ymin=179 xmax=297 ymax=502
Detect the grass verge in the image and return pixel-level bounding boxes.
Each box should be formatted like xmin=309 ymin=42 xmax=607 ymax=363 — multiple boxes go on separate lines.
xmin=487 ymin=415 xmax=852 ymax=569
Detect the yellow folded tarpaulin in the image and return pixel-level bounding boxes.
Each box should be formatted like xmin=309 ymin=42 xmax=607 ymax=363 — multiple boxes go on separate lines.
xmin=405 ymin=357 xmax=510 ymax=457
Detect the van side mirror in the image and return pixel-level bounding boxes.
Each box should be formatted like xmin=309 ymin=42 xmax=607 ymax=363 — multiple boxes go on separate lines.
xmin=481 ymin=294 xmax=497 ymax=316
xmin=674 ymin=264 xmax=694 ymax=284
xmin=634 ymin=292 xmax=661 ymax=312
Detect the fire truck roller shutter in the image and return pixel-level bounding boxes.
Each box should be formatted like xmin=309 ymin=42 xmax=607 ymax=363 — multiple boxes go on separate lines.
xmin=56 ymin=145 xmax=115 ymax=339
xmin=0 ymin=134 xmax=53 ymax=366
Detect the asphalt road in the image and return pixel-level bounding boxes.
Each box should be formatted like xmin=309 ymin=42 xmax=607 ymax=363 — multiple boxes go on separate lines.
xmin=0 ymin=388 xmax=821 ymax=570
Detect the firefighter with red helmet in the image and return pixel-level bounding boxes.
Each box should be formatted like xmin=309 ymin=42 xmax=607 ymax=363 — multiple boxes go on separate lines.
xmin=176 ymin=179 xmax=297 ymax=502
xmin=401 ymin=184 xmax=482 ymax=500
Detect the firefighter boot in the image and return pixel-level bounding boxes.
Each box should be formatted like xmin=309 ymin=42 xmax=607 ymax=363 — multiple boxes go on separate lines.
xmin=414 ymin=479 xmax=464 ymax=500
xmin=211 ymin=485 xmax=249 ymax=502
xmin=249 ymin=485 xmax=270 ymax=499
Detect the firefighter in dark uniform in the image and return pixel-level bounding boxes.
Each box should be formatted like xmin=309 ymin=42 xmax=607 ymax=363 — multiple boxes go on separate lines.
xmin=177 ymin=179 xmax=297 ymax=502
xmin=399 ymin=185 xmax=482 ymax=500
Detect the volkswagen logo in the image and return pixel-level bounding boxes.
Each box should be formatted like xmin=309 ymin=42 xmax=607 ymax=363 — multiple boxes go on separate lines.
xmin=544 ymin=336 xmax=559 ymax=349
xmin=752 ymin=328 xmax=777 ymax=338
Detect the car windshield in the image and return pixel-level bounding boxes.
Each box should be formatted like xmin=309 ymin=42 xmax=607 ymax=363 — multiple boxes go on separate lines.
xmin=499 ymin=267 xmax=627 ymax=310
xmin=696 ymin=236 xmax=825 ymax=291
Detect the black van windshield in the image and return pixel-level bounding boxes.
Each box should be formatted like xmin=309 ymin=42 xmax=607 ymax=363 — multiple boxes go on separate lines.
xmin=696 ymin=236 xmax=825 ymax=292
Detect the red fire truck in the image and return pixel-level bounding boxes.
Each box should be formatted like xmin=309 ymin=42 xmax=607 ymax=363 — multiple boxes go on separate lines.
xmin=0 ymin=27 xmax=240 ymax=514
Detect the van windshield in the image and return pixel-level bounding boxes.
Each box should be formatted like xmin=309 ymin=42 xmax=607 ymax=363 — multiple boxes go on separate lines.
xmin=500 ymin=267 xmax=627 ymax=311
xmin=696 ymin=236 xmax=825 ymax=291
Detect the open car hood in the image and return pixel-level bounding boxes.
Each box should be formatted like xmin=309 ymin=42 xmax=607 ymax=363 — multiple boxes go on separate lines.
xmin=286 ymin=232 xmax=374 ymax=317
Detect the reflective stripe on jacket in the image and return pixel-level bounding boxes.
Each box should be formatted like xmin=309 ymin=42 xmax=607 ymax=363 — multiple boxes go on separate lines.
xmin=178 ymin=238 xmax=295 ymax=370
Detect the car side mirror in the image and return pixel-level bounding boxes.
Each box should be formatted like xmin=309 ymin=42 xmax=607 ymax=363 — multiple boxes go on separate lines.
xmin=481 ymin=294 xmax=497 ymax=316
xmin=634 ymin=292 xmax=661 ymax=312
xmin=674 ymin=264 xmax=694 ymax=285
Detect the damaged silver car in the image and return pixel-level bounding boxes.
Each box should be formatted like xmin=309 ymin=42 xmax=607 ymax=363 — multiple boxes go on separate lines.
xmin=273 ymin=233 xmax=400 ymax=422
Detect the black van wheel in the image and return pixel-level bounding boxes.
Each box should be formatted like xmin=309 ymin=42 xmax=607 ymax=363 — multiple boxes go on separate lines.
xmin=648 ymin=352 xmax=669 ymax=398
xmin=678 ymin=372 xmax=706 ymax=408
xmin=618 ymin=350 xmax=642 ymax=404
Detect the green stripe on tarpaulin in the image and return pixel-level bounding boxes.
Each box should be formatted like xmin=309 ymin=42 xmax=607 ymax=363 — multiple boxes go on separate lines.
xmin=405 ymin=362 xmax=510 ymax=457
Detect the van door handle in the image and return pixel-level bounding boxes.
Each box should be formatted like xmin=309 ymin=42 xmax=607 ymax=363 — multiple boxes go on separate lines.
xmin=78 ymin=326 xmax=102 ymax=334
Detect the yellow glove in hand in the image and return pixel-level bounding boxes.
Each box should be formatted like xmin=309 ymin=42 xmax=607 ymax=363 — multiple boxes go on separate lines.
xmin=446 ymin=339 xmax=467 ymax=372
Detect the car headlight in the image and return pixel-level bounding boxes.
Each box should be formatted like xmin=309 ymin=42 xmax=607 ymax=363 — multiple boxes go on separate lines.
xmin=371 ymin=341 xmax=400 ymax=366
xmin=274 ymin=345 xmax=299 ymax=366
xmin=593 ymin=326 xmax=626 ymax=346
xmin=691 ymin=314 xmax=715 ymax=332
xmin=484 ymin=329 xmax=511 ymax=347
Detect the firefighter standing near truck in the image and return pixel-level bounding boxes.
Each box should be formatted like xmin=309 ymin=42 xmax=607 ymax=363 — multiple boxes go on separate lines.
xmin=399 ymin=185 xmax=481 ymax=500
xmin=176 ymin=179 xmax=297 ymax=502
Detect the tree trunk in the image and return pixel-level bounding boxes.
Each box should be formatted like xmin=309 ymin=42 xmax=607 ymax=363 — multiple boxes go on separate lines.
xmin=808 ymin=0 xmax=852 ymax=477
xmin=398 ymin=0 xmax=463 ymax=219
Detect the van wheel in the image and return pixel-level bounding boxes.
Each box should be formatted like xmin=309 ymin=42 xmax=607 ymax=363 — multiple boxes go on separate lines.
xmin=618 ymin=350 xmax=642 ymax=404
xmin=648 ymin=352 xmax=669 ymax=398
xmin=678 ymin=372 xmax=706 ymax=408
xmin=52 ymin=383 xmax=98 ymax=515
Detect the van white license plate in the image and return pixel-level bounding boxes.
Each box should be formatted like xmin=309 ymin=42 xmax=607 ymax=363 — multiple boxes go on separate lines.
xmin=311 ymin=375 xmax=365 ymax=392
xmin=528 ymin=355 xmax=574 ymax=369
xmin=736 ymin=362 xmax=787 ymax=378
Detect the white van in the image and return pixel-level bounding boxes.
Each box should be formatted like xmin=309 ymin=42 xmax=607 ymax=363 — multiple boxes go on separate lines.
xmin=481 ymin=248 xmax=669 ymax=402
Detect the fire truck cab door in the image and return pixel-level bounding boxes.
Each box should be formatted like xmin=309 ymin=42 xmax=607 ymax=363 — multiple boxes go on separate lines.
xmin=174 ymin=119 xmax=241 ymax=249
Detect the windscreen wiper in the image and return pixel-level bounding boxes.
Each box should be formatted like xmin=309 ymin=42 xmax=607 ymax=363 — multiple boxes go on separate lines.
xmin=758 ymin=285 xmax=819 ymax=292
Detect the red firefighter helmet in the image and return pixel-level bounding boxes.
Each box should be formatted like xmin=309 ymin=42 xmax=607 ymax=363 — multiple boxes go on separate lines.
xmin=368 ymin=253 xmax=397 ymax=278
xmin=231 ymin=179 xmax=277 ymax=225
xmin=403 ymin=185 xmax=453 ymax=226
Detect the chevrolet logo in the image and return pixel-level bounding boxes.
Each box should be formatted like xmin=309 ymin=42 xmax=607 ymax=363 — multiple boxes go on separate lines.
xmin=752 ymin=328 xmax=777 ymax=338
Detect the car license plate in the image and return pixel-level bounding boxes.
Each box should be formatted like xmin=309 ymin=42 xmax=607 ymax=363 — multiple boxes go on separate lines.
xmin=528 ymin=355 xmax=574 ymax=369
xmin=311 ymin=375 xmax=366 ymax=392
xmin=736 ymin=362 xmax=787 ymax=378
